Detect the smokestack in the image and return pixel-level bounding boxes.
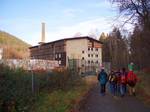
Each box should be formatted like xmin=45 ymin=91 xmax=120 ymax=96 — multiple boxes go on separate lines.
xmin=41 ymin=22 xmax=45 ymax=42
xmin=39 ymin=22 xmax=45 ymax=45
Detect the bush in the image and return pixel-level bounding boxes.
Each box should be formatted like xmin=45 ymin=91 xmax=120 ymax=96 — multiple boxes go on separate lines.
xmin=0 ymin=65 xmax=83 ymax=112
xmin=0 ymin=64 xmax=34 ymax=111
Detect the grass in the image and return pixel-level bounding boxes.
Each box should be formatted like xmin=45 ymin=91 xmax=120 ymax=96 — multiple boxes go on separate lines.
xmin=31 ymin=85 xmax=89 ymax=112
xmin=136 ymin=71 xmax=150 ymax=106
xmin=0 ymin=64 xmax=92 ymax=112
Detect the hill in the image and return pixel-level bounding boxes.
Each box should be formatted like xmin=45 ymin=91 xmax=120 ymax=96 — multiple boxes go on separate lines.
xmin=0 ymin=30 xmax=31 ymax=59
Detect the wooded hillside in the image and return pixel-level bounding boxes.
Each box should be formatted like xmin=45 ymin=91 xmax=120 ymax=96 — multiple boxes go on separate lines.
xmin=0 ymin=31 xmax=31 ymax=59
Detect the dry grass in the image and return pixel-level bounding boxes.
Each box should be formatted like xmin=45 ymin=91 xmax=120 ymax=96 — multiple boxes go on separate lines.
xmin=136 ymin=72 xmax=150 ymax=106
xmin=83 ymin=76 xmax=98 ymax=85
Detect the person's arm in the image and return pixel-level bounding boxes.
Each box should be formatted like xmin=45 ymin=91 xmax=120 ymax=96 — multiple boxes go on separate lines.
xmin=134 ymin=73 xmax=140 ymax=82
xmin=105 ymin=72 xmax=108 ymax=82
xmin=97 ymin=73 xmax=100 ymax=81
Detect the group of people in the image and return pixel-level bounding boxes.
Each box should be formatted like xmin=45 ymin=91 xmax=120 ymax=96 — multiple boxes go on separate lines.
xmin=97 ymin=67 xmax=138 ymax=97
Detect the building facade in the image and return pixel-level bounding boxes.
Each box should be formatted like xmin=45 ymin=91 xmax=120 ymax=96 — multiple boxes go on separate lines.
xmin=29 ymin=36 xmax=103 ymax=73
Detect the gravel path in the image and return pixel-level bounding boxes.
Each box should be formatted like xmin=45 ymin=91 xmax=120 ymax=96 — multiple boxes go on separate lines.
xmin=80 ymin=84 xmax=150 ymax=112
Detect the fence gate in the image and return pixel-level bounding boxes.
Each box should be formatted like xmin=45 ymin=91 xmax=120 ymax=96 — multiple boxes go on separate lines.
xmin=68 ymin=59 xmax=99 ymax=77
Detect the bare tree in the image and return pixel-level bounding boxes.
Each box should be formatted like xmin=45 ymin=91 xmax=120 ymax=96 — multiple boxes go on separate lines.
xmin=111 ymin=0 xmax=150 ymax=29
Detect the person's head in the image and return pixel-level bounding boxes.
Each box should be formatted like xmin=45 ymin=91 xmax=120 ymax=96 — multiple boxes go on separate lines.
xmin=101 ymin=68 xmax=104 ymax=70
xmin=100 ymin=65 xmax=104 ymax=70
xmin=122 ymin=67 xmax=126 ymax=72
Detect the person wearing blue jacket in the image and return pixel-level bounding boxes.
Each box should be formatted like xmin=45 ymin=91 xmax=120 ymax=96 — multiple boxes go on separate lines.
xmin=97 ymin=67 xmax=108 ymax=96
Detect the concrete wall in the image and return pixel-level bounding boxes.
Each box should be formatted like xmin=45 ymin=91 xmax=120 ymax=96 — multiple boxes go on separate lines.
xmin=66 ymin=39 xmax=88 ymax=60
xmin=0 ymin=59 xmax=59 ymax=70
xmin=66 ymin=38 xmax=102 ymax=72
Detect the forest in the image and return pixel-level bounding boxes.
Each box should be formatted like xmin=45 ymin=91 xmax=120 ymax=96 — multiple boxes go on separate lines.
xmin=100 ymin=0 xmax=150 ymax=71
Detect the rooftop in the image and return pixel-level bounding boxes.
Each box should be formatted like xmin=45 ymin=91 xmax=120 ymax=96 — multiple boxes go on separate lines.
xmin=29 ymin=36 xmax=103 ymax=49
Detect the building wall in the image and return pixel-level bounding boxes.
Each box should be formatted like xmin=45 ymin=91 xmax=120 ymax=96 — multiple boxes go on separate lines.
xmin=29 ymin=40 xmax=66 ymax=66
xmin=66 ymin=38 xmax=102 ymax=70
xmin=66 ymin=39 xmax=87 ymax=60
xmin=87 ymin=40 xmax=102 ymax=66
xmin=29 ymin=37 xmax=102 ymax=70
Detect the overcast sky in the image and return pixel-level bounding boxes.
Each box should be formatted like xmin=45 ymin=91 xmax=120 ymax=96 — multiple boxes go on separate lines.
xmin=0 ymin=0 xmax=122 ymax=45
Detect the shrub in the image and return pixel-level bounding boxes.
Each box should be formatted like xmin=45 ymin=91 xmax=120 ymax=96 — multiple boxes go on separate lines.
xmin=0 ymin=64 xmax=83 ymax=112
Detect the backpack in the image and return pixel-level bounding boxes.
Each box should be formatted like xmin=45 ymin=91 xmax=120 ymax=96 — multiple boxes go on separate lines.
xmin=128 ymin=72 xmax=137 ymax=83
xmin=109 ymin=74 xmax=117 ymax=83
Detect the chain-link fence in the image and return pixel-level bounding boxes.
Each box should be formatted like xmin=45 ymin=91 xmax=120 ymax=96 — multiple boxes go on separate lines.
xmin=68 ymin=59 xmax=101 ymax=76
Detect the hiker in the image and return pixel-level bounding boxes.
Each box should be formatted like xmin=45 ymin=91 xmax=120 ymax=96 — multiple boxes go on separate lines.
xmin=127 ymin=70 xmax=138 ymax=96
xmin=115 ymin=69 xmax=121 ymax=96
xmin=120 ymin=68 xmax=128 ymax=97
xmin=97 ymin=67 xmax=108 ymax=96
xmin=108 ymin=70 xmax=117 ymax=96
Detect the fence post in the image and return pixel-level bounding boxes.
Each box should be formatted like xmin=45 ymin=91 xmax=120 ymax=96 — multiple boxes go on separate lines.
xmin=31 ymin=58 xmax=35 ymax=93
xmin=32 ymin=70 xmax=34 ymax=93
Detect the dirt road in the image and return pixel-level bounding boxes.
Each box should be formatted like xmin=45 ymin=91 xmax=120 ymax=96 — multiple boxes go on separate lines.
xmin=80 ymin=84 xmax=150 ymax=112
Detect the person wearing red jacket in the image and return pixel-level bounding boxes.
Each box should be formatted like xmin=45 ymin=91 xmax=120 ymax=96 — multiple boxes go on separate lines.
xmin=127 ymin=70 xmax=138 ymax=96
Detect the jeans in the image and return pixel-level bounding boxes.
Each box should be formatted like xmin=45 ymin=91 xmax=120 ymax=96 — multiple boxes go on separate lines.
xmin=100 ymin=84 xmax=106 ymax=94
xmin=120 ymin=83 xmax=126 ymax=96
xmin=109 ymin=82 xmax=117 ymax=95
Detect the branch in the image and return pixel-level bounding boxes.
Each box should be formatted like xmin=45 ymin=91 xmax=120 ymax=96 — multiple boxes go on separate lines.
xmin=121 ymin=13 xmax=136 ymax=27
xmin=130 ymin=0 xmax=144 ymax=18
xmin=141 ymin=0 xmax=149 ymax=17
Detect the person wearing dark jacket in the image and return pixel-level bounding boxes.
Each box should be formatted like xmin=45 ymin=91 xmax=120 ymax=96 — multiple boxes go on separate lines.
xmin=108 ymin=70 xmax=117 ymax=96
xmin=98 ymin=67 xmax=108 ymax=96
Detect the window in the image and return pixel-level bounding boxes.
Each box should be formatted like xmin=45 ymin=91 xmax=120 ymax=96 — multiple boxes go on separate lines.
xmin=88 ymin=48 xmax=90 ymax=51
xmin=91 ymin=48 xmax=93 ymax=51
xmin=82 ymin=57 xmax=84 ymax=60
xmin=88 ymin=60 xmax=90 ymax=64
xmin=96 ymin=54 xmax=98 ymax=57
xmin=58 ymin=60 xmax=61 ymax=65
xmin=82 ymin=64 xmax=84 ymax=67
xmin=59 ymin=53 xmax=61 ymax=58
xmin=88 ymin=54 xmax=90 ymax=57
xmin=96 ymin=60 xmax=98 ymax=64
xmin=82 ymin=50 xmax=84 ymax=53
xmin=55 ymin=54 xmax=57 ymax=58
xmin=96 ymin=48 xmax=98 ymax=51
xmin=91 ymin=60 xmax=94 ymax=64
xmin=91 ymin=54 xmax=93 ymax=57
